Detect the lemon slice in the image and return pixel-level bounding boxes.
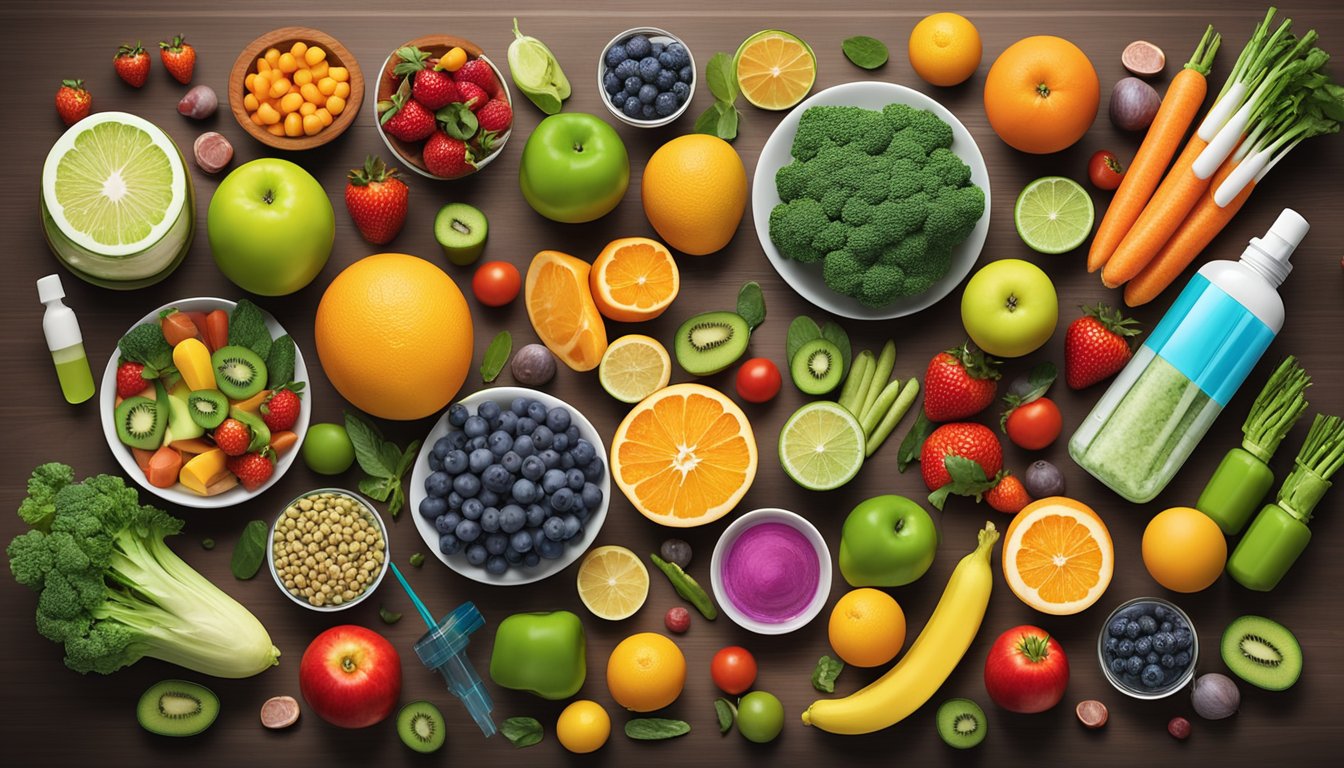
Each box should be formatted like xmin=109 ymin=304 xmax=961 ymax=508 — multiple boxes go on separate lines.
xmin=577 ymin=545 xmax=649 ymax=620
xmin=598 ymin=334 xmax=671 ymax=404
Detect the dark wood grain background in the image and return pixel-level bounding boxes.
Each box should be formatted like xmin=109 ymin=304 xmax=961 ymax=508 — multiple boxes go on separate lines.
xmin=3 ymin=1 xmax=1342 ymax=765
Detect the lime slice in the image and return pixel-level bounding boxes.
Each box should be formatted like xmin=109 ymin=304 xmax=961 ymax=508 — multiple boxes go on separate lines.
xmin=734 ymin=30 xmax=817 ymax=110
xmin=509 ymin=18 xmax=569 ymax=114
xmin=599 ymin=335 xmax=671 ymax=404
xmin=1014 ymin=176 xmax=1095 ymax=254
xmin=41 ymin=112 xmax=186 ymax=258
xmin=778 ymin=401 xmax=866 ymax=491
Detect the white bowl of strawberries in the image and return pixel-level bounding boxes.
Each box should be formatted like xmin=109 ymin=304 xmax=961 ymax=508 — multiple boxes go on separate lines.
xmin=374 ymin=35 xmax=513 ymax=180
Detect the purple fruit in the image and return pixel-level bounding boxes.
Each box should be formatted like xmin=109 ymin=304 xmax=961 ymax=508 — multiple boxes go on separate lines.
xmin=1023 ymin=460 xmax=1065 ymax=497
xmin=1110 ymin=77 xmax=1161 ymax=131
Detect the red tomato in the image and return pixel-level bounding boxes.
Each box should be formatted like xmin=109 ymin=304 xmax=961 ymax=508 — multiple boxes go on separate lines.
xmin=1005 ymin=398 xmax=1062 ymax=450
xmin=472 ymin=261 xmax=521 ymax=307
xmin=711 ymin=646 xmax=757 ymax=695
xmin=1088 ymin=150 xmax=1126 ymax=191
xmin=984 ymin=625 xmax=1070 ymax=713
xmin=735 ymin=358 xmax=781 ymax=403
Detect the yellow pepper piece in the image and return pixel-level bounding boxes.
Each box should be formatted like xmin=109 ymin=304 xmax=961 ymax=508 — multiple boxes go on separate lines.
xmin=172 ymin=338 xmax=216 ymax=391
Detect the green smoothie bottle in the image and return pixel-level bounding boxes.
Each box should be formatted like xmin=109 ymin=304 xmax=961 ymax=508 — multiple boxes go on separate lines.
xmin=37 ymin=274 xmax=94 ymax=404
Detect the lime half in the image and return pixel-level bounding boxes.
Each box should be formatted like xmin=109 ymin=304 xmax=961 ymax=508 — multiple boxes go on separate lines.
xmin=1014 ymin=176 xmax=1094 ymax=254
xmin=778 ymin=401 xmax=865 ymax=491
xmin=42 ymin=112 xmax=186 ymax=257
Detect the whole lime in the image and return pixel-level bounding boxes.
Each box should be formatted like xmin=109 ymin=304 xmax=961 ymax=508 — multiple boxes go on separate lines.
xmin=736 ymin=690 xmax=785 ymax=743
xmin=302 ymin=423 xmax=356 ymax=475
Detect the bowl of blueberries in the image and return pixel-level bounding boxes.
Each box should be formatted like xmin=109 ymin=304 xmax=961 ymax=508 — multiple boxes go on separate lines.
xmin=409 ymin=387 xmax=610 ymax=585
xmin=1098 ymin=596 xmax=1198 ymax=699
xmin=599 ymin=27 xmax=695 ymax=127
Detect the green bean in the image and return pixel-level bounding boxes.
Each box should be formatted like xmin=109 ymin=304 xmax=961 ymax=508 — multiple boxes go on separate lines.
xmin=859 ymin=340 xmax=896 ymax=421
xmin=866 ymin=379 xmax=921 ymax=458
xmin=650 ymin=554 xmax=717 ymax=620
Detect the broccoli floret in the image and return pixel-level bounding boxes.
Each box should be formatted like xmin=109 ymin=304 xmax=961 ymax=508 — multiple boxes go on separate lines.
xmin=776 ymin=162 xmax=808 ymax=202
xmin=822 ymin=250 xmax=868 ymax=296
xmin=926 ymin=184 xmax=986 ymax=245
xmin=925 ymin=147 xmax=973 ymax=188
xmin=902 ymin=106 xmax=955 ymax=152
xmin=769 ymin=198 xmax=830 ymax=263
xmin=793 ymin=106 xmax=894 ymax=160
xmin=847 ymin=224 xmax=890 ymax=260
xmin=858 ymin=264 xmax=907 ymax=307
xmin=814 ymin=221 xmax=850 ymax=255
xmin=841 ymin=198 xmax=875 ymax=227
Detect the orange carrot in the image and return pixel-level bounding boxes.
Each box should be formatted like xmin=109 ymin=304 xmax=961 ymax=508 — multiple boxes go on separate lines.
xmin=131 ymin=447 xmax=156 ymax=473
xmin=1089 ymin=26 xmax=1221 ymax=273
xmin=269 ymin=430 xmax=298 ymax=455
xmin=1124 ymin=160 xmax=1253 ymax=307
xmin=147 ymin=446 xmax=184 ymax=489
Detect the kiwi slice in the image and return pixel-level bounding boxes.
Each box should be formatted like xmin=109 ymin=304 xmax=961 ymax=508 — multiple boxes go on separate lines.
xmin=115 ymin=393 xmax=166 ymax=450
xmin=674 ymin=310 xmax=749 ymax=376
xmin=188 ymin=389 xmax=229 ymax=429
xmin=936 ymin=698 xmax=986 ymax=749
xmin=397 ymin=700 xmax=446 ymax=753
xmin=1220 ymin=615 xmax=1302 ymax=691
xmin=211 ymin=345 xmax=267 ymax=400
xmin=434 ymin=203 xmax=489 ymax=266
xmin=136 ymin=679 xmax=219 ymax=737
xmin=790 ymin=338 xmax=843 ymax=395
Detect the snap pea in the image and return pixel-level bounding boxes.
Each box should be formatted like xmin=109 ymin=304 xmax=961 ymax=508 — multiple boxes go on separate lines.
xmin=650 ymin=553 xmax=717 ymax=620
xmin=859 ymin=340 xmax=896 ymax=421
xmin=867 ymin=379 xmax=920 ymax=458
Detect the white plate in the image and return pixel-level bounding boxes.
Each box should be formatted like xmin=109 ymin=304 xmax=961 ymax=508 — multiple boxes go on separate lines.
xmin=409 ymin=386 xmax=610 ymax=586
xmin=751 ymin=81 xmax=992 ymax=320
xmin=99 ymin=298 xmax=311 ymax=509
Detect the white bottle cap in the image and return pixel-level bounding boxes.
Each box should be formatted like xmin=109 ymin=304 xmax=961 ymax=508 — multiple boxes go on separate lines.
xmin=36 ymin=274 xmax=65 ymax=304
xmin=1243 ymin=208 xmax=1309 ymax=287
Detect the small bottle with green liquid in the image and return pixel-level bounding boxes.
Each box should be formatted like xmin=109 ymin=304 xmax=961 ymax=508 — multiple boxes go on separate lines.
xmin=37 ymin=274 xmax=95 ymax=404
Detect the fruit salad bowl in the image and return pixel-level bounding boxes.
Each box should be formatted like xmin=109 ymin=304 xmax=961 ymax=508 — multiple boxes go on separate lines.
xmin=374 ymin=35 xmax=513 ymax=180
xmin=100 ymin=298 xmax=311 ymax=509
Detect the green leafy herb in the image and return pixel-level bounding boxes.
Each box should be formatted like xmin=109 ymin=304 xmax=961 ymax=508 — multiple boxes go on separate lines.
xmin=501 ymin=716 xmax=543 ymax=748
xmin=928 ymin=455 xmax=996 ymax=511
xmin=705 ymin=52 xmax=739 ymax=102
xmin=230 ymin=520 xmax=268 ymax=580
xmin=437 ymin=103 xmax=479 ymax=140
xmin=481 ymin=331 xmax=512 ymax=383
xmin=117 ymin=323 xmax=174 ymax=378
xmin=409 ymin=552 xmax=426 ymax=568
xmin=1240 ymin=356 xmax=1310 ymax=460
xmin=345 ymin=411 xmax=421 ymax=518
xmin=266 ymin=334 xmax=296 ymax=388
xmin=1000 ymin=362 xmax=1057 ymax=431
xmin=842 ymin=36 xmax=889 ymax=69
xmin=736 ymin=282 xmax=766 ymax=331
xmin=228 ymin=299 xmax=272 ymax=361
xmin=650 ymin=553 xmax=717 ymax=620
xmin=714 ymin=698 xmax=736 ymax=734
xmin=820 ymin=321 xmax=853 ymax=374
xmin=624 ymin=718 xmax=691 ymax=740
xmin=201 ymin=538 xmax=215 ymax=550
xmin=694 ymin=101 xmax=740 ymax=141
xmin=786 ymin=316 xmax=823 ymax=363
xmin=694 ymin=53 xmax=743 ymax=141
xmin=812 ymin=655 xmax=844 ymax=693
xmin=897 ymin=410 xmax=934 ymax=472
xmin=378 ymin=606 xmax=402 ymax=624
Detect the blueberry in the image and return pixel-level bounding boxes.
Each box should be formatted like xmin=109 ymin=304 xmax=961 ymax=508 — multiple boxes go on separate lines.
xmin=531 ymin=528 xmax=547 ymax=550
xmin=679 ymin=65 xmax=693 ymax=83
xmin=640 ymin=104 xmax=656 ymax=119
xmin=505 ymin=548 xmax=524 ymax=565
xmin=468 ymin=448 xmax=494 ymax=474
xmin=511 ymin=397 xmax=530 ymax=416
xmin=452 ymin=472 xmax=481 ymax=498
xmin=500 ymin=504 xmax=526 ymax=533
xmin=1134 ymin=636 xmax=1152 ymax=656
xmin=635 ymin=82 xmax=657 ymax=105
xmin=552 ymin=433 xmax=569 ymax=453
xmin=651 ymin=42 xmax=665 ymax=57
xmin=525 ymin=503 xmax=547 ymax=528
xmin=513 ymin=434 xmax=535 ymax=458
xmin=638 ymin=56 xmax=661 ymax=82
xmin=443 ymin=450 xmax=468 ymax=474
xmin=517 ymin=417 xmax=538 ymax=435
xmin=559 ymin=452 xmax=575 ymax=470
xmin=542 ymin=515 xmax=566 ymax=541
xmin=1109 ymin=657 xmax=1127 ymax=676
xmin=1103 ymin=636 xmax=1120 ymax=654
xmin=1116 ymin=639 xmax=1135 ymax=658
xmin=482 ymin=464 xmax=513 ymax=494
xmin=439 ymin=533 xmax=462 ymax=555
xmin=603 ymin=70 xmax=622 ymax=95
xmin=539 ymin=449 xmax=561 ymax=469
xmin=550 ymin=487 xmax=575 ymax=512
xmin=483 ymin=555 xmax=507 ymax=575
xmin=1160 ymin=653 xmax=1177 ymax=669
xmin=1139 ymin=615 xmax=1158 ymax=634
xmin=545 ymin=407 xmax=571 ymax=433
xmin=523 ymin=401 xmax=545 ymax=422
xmin=538 ymin=537 xmax=565 ymax=559
xmin=435 ymin=512 xmax=462 ymax=535
xmin=1124 ymin=621 xmax=1141 ymax=639
xmin=614 ymin=58 xmax=640 ymax=81
xmin=532 ymin=425 xmax=554 ymax=449
xmin=654 ymin=91 xmax=678 ymax=117
xmin=455 ymin=519 xmax=481 ymax=543
xmin=463 ymin=415 xmax=489 ymax=438
xmin=432 ymin=436 xmax=453 ymax=459
xmin=427 ymin=454 xmax=443 ymax=472
xmin=424 ymin=471 xmax=452 ymax=498
xmin=669 ymin=44 xmax=690 ymax=70
xmin=625 ymin=35 xmax=651 ymax=58
xmin=1160 ymin=621 xmax=1174 ymax=634
xmin=485 ymin=532 xmax=508 ymax=556
xmin=1153 ymin=604 xmax=1169 ymax=621
xmin=461 ymin=498 xmax=484 ymax=521
xmin=1174 ymin=651 xmax=1191 ymax=668
xmin=605 ymin=44 xmax=627 ymax=69
xmin=497 ymin=410 xmax=519 ymax=434
xmin=621 ymin=96 xmax=642 ymax=118
xmin=565 ymin=425 xmax=580 ymax=443
xmin=448 ymin=403 xmax=470 ymax=427
xmin=478 ymin=489 xmax=500 ymax=507
xmin=566 ymin=468 xmax=586 ymax=491
xmin=581 ymin=482 xmax=603 ymax=510
xmin=571 ymin=439 xmax=596 ymax=467
xmin=478 ymin=400 xmax=501 ymax=421
xmin=562 ymin=514 xmax=582 ymax=540
xmin=582 ymin=456 xmax=606 ymax=481
xmin=1140 ymin=664 xmax=1165 ymax=688
xmin=446 ymin=431 xmax=469 ymax=451
xmin=446 ymin=491 xmax=463 ymax=510
xmin=1146 ymin=652 xmax=1160 ymax=665
xmin=500 ymin=451 xmax=522 ymax=475
xmin=658 ymin=51 xmax=675 ymax=69
xmin=465 ymin=543 xmax=488 ymax=566
xmin=419 ymin=496 xmax=447 ymax=521
xmin=480 ymin=507 xmax=500 ymax=533
xmin=542 ymin=469 xmax=568 ymax=494
xmin=468 ymin=435 xmax=487 ymax=451
xmin=524 ymin=551 xmax=541 ymax=568
xmin=623 ymin=76 xmax=643 ymax=97
xmin=510 ymin=530 xmax=534 ymax=553
xmin=488 ymin=430 xmax=514 ymax=456
xmin=512 ymin=478 xmax=541 ymax=504
xmin=1125 ymin=655 xmax=1144 ymax=676
xmin=1153 ymin=632 xmax=1175 ymax=654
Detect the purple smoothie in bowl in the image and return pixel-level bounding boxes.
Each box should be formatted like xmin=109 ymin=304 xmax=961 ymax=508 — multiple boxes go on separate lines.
xmin=711 ymin=508 xmax=831 ymax=634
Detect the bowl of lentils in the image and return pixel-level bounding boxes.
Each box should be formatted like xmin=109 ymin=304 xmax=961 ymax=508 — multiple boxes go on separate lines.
xmin=268 ymin=488 xmax=389 ymax=611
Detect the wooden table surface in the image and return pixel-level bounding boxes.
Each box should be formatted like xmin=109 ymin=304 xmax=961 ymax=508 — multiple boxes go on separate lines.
xmin=3 ymin=1 xmax=1342 ymax=764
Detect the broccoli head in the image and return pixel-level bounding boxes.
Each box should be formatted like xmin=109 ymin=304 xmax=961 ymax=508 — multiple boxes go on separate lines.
xmin=793 ymin=106 xmax=895 ymax=160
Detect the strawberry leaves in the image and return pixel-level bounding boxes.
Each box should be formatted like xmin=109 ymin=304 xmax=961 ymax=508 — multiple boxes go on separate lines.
xmin=1000 ymin=362 xmax=1057 ymax=431
xmin=437 ymin=103 xmax=478 ymax=140
xmin=928 ymin=455 xmax=997 ymax=511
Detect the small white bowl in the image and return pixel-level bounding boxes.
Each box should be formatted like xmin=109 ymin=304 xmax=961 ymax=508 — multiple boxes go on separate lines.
xmin=598 ymin=27 xmax=695 ymax=128
xmin=711 ymin=508 xmax=831 ymax=634
xmin=268 ymin=488 xmax=389 ymax=612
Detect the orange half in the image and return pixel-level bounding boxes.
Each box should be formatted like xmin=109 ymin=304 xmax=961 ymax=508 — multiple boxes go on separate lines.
xmin=590 ymin=237 xmax=680 ymax=323
xmin=734 ymin=30 xmax=817 ymax=110
xmin=1002 ymin=496 xmax=1114 ymax=615
xmin=524 ymin=250 xmax=609 ymax=372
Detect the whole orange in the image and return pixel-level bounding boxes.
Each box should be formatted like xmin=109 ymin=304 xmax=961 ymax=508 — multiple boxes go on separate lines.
xmin=315 ymin=253 xmax=473 ymax=420
xmin=828 ymin=588 xmax=906 ymax=668
xmin=641 ymin=135 xmax=747 ymax=256
xmin=983 ymin=36 xmax=1099 ymax=154
xmin=605 ymin=632 xmax=686 ymax=712
xmin=908 ymin=13 xmax=982 ymax=87
xmin=1142 ymin=507 xmax=1227 ymax=593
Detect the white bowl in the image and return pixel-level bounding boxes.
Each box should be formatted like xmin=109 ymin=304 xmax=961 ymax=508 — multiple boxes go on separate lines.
xmin=710 ymin=507 xmax=831 ymax=635
xmin=751 ymin=81 xmax=991 ymax=320
xmin=598 ymin=27 xmax=695 ymax=128
xmin=267 ymin=488 xmax=389 ymax=612
xmin=409 ymin=386 xmax=610 ymax=586
xmin=99 ymin=297 xmax=311 ymax=509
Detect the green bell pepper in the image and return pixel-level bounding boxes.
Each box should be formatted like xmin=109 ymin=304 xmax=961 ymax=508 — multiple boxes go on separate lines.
xmin=489 ymin=610 xmax=586 ymax=700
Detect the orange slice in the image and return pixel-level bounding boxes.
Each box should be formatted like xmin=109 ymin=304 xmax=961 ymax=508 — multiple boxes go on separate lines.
xmin=733 ymin=30 xmax=817 ymax=110
xmin=610 ymin=383 xmax=758 ymax=527
xmin=524 ymin=250 xmax=609 ymax=372
xmin=1002 ymin=496 xmax=1114 ymax=615
xmin=589 ymin=237 xmax=680 ymax=322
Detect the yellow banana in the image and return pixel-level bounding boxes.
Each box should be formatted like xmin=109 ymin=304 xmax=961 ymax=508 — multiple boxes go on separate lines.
xmin=802 ymin=521 xmax=999 ymax=734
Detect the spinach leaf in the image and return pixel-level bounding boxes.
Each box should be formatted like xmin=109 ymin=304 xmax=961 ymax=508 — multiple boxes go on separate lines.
xmin=624 ymin=718 xmax=691 ymax=740
xmin=842 ymin=36 xmax=889 ymax=69
xmin=481 ymin=331 xmax=512 ymax=383
xmin=704 ymin=52 xmax=738 ymax=102
xmin=230 ymin=520 xmax=268 ymax=580
xmin=344 ymin=411 xmax=396 ymax=478
xmin=265 ymin=334 xmax=296 ymax=388
xmin=897 ymin=410 xmax=935 ymax=473
xmin=786 ymin=316 xmax=823 ymax=364
xmin=715 ymin=698 xmax=736 ymax=734
xmin=820 ymin=321 xmax=853 ymax=374
xmin=501 ymin=716 xmax=543 ymax=748
xmin=228 ymin=299 xmax=272 ymax=361
xmin=736 ymin=282 xmax=766 ymax=331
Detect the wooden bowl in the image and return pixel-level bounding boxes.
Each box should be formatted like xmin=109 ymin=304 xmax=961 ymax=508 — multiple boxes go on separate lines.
xmin=374 ymin=35 xmax=513 ymax=179
xmin=228 ymin=27 xmax=364 ymax=151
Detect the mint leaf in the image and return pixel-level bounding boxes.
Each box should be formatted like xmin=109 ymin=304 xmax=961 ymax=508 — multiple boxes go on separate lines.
xmin=715 ymin=698 xmax=736 ymax=734
xmin=481 ymin=331 xmax=512 ymax=383
xmin=501 ymin=716 xmax=543 ymax=748
xmin=436 ymin=102 xmax=478 ymax=140
xmin=1001 ymin=362 xmax=1058 ymax=430
xmin=842 ymin=36 xmax=889 ymax=70
xmin=928 ymin=454 xmax=995 ymax=510
xmin=229 ymin=520 xmax=268 ymax=580
xmin=345 ymin=411 xmax=396 ymax=478
xmin=624 ymin=718 xmax=691 ymax=740
xmin=716 ymin=103 xmax=740 ymax=140
xmin=812 ymin=655 xmax=844 ymax=693
xmin=705 ymin=52 xmax=737 ymax=103
xmin=736 ymin=282 xmax=766 ymax=331
xmin=897 ymin=410 xmax=934 ymax=472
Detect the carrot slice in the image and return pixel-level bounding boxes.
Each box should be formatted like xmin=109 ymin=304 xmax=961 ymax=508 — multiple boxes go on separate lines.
xmin=270 ymin=430 xmax=298 ymax=455
xmin=131 ymin=447 xmax=156 ymax=473
xmin=205 ymin=309 xmax=229 ymax=353
xmin=147 ymin=446 xmax=184 ymax=489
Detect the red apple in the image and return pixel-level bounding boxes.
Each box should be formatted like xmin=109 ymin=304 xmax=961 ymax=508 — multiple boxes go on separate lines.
xmin=299 ymin=625 xmax=402 ymax=728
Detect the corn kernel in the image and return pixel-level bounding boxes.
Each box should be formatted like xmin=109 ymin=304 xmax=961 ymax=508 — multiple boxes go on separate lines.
xmin=299 ymin=101 xmax=317 ymax=116
xmin=305 ymin=46 xmax=327 ymax=67
xmin=317 ymin=77 xmax=337 ymax=96
xmin=333 ymin=81 xmax=350 ymax=99
xmin=284 ymin=112 xmax=303 ymax=137
xmin=257 ymin=102 xmax=281 ymax=125
xmin=280 ymin=91 xmax=304 ymax=114
xmin=316 ymin=107 xmax=333 ymax=126
xmin=243 ymin=93 xmax=260 ymax=111
xmin=302 ymin=113 xmax=323 ymax=135
xmin=329 ymin=66 xmax=349 ymax=83
xmin=268 ymin=77 xmax=291 ymax=99
xmin=325 ymin=95 xmax=346 ymax=115
xmin=289 ymin=41 xmax=308 ymax=58
xmin=264 ymin=47 xmax=281 ymax=66
xmin=266 ymin=122 xmax=287 ymax=136
xmin=278 ymin=52 xmax=298 ymax=74
xmin=292 ymin=68 xmax=313 ymax=87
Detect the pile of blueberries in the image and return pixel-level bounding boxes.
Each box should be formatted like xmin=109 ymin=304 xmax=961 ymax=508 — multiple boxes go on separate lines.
xmin=603 ymin=33 xmax=693 ymax=121
xmin=1102 ymin=601 xmax=1195 ymax=691
xmin=420 ymin=397 xmax=606 ymax=576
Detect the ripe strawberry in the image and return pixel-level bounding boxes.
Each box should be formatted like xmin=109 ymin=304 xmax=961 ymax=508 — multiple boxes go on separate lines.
xmin=1065 ymin=304 xmax=1141 ymax=389
xmin=261 ymin=386 xmax=302 ymax=432
xmin=986 ymin=473 xmax=1032 ymax=514
xmin=116 ymin=361 xmax=147 ymax=398
xmin=423 ymin=131 xmax=474 ymax=178
xmin=392 ymin=46 xmax=461 ymax=110
xmin=114 ymin=42 xmax=150 ymax=87
xmin=55 ymin=79 xmax=91 ymax=126
xmin=345 ymin=155 xmax=408 ymax=244
xmin=213 ymin=418 xmax=251 ymax=457
xmin=227 ymin=450 xmax=275 ymax=491
xmin=920 ymin=422 xmax=1003 ymax=492
xmin=456 ymin=81 xmax=488 ymax=111
xmin=379 ymin=94 xmax=436 ymax=142
xmin=476 ymin=99 xmax=512 ymax=133
xmin=158 ymin=34 xmax=195 ymax=84
xmin=923 ymin=343 xmax=1001 ymax=421
xmin=454 ymin=58 xmax=499 ymax=96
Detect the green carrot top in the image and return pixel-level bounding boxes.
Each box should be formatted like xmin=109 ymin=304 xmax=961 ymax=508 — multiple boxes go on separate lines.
xmin=1277 ymin=414 xmax=1344 ymax=524
xmin=1241 ymin=356 xmax=1310 ymax=462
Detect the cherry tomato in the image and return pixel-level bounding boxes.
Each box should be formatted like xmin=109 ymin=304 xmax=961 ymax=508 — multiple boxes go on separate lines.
xmin=710 ymin=646 xmax=757 ymax=695
xmin=1088 ymin=150 xmax=1126 ymax=191
xmin=735 ymin=358 xmax=782 ymax=403
xmin=1005 ymin=398 xmax=1063 ymax=450
xmin=472 ymin=261 xmax=521 ymax=307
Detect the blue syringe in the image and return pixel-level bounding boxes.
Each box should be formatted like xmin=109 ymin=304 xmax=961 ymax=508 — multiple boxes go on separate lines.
xmin=387 ymin=562 xmax=496 ymax=737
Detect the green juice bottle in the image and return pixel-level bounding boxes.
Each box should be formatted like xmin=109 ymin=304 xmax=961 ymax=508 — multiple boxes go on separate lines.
xmin=37 ymin=274 xmax=94 ymax=404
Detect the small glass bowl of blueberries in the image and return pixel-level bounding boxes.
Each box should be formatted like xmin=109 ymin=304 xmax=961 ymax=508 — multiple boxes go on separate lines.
xmin=1097 ymin=596 xmax=1198 ymax=699
xmin=599 ymin=27 xmax=695 ymax=127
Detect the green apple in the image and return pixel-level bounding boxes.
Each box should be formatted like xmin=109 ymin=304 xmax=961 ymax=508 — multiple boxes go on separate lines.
xmin=960 ymin=259 xmax=1058 ymax=358
xmin=207 ymin=158 xmax=334 ymax=296
xmin=519 ymin=113 xmax=629 ymax=223
xmin=839 ymin=495 xmax=938 ymax=587
xmin=489 ymin=610 xmax=586 ymax=700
